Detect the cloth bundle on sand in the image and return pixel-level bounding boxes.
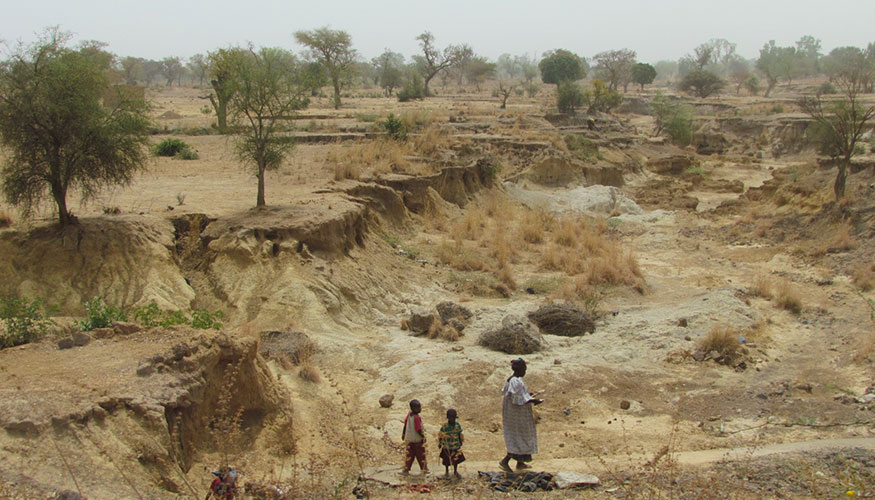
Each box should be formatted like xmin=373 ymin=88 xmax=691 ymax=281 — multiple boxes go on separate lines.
xmin=478 ymin=471 xmax=553 ymax=492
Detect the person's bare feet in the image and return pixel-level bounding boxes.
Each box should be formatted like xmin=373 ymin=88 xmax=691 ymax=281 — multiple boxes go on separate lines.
xmin=516 ymin=461 xmax=532 ymax=470
xmin=498 ymin=459 xmax=512 ymax=473
xmin=454 ymin=471 xmax=463 ymax=479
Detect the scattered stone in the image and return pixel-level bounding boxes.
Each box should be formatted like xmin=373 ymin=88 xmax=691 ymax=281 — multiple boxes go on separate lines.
xmin=112 ymin=321 xmax=141 ymax=335
xmin=379 ymin=394 xmax=394 ymax=408
xmin=450 ymin=345 xmax=464 ymax=352
xmin=136 ymin=363 xmax=155 ymax=377
xmin=619 ymin=400 xmax=631 ymax=410
xmin=55 ymin=491 xmax=84 ymax=500
xmin=528 ymin=303 xmax=595 ymax=336
xmin=553 ymin=471 xmax=600 ymax=489
xmin=89 ymin=327 xmax=115 ymax=339
xmin=259 ymin=330 xmax=315 ymax=365
xmin=684 ymin=335 xmax=692 ymax=341
xmin=436 ymin=301 xmax=472 ymax=323
xmin=57 ymin=338 xmax=74 ymax=350
xmin=478 ymin=315 xmax=542 ymax=354
xmin=796 ymin=383 xmax=813 ymax=394
xmin=692 ymin=350 xmax=706 ymax=362
xmin=554 ymin=359 xmax=561 ymax=365
xmin=678 ymin=318 xmax=688 ymax=327
xmin=447 ymin=317 xmax=467 ymax=333
xmin=72 ymin=331 xmax=92 ymax=347
xmin=407 ymin=309 xmax=438 ymax=336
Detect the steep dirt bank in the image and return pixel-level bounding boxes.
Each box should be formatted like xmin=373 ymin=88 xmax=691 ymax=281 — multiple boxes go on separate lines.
xmin=0 ymin=329 xmax=285 ymax=499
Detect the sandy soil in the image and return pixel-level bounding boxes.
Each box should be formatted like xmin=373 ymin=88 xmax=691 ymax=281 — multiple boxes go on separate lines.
xmin=1 ymin=84 xmax=874 ymax=499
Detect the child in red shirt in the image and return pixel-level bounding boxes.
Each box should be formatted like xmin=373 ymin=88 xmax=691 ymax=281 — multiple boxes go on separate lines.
xmin=400 ymin=399 xmax=428 ymax=475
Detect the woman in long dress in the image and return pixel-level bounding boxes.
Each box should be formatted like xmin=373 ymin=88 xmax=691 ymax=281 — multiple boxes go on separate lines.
xmin=499 ymin=358 xmax=542 ymax=472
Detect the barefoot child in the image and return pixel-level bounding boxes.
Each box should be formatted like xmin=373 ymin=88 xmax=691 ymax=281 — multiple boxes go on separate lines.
xmin=401 ymin=399 xmax=428 ymax=475
xmin=438 ymin=408 xmax=465 ymax=478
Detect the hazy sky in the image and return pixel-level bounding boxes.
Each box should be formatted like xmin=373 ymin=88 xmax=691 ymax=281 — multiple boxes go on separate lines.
xmin=1 ymin=0 xmax=873 ymax=63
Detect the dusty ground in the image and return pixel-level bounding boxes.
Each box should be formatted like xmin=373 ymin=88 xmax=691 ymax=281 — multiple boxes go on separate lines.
xmin=1 ymin=82 xmax=874 ymax=499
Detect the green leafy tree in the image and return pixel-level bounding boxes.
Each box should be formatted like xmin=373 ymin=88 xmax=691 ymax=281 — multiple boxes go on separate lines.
xmin=593 ymin=49 xmax=636 ymax=91
xmin=160 ymin=56 xmax=183 ymax=86
xmin=679 ymin=68 xmax=725 ymax=98
xmin=119 ymin=56 xmax=144 ymax=85
xmin=652 ymin=92 xmax=694 ymax=146
xmin=822 ymin=46 xmax=875 ymax=92
xmin=228 ymin=46 xmax=308 ymax=207
xmin=300 ymin=61 xmax=328 ymax=96
xmin=206 ymin=47 xmax=246 ymax=133
xmin=0 ymin=28 xmax=151 ymax=226
xmin=756 ymin=40 xmax=794 ymax=97
xmin=415 ymin=32 xmax=460 ymax=97
xmin=372 ymin=49 xmax=405 ymax=96
xmin=631 ymin=63 xmax=657 ymax=91
xmin=187 ymin=53 xmax=208 ymax=86
xmin=294 ymin=27 xmax=357 ymax=109
xmin=539 ymin=49 xmax=585 ymax=85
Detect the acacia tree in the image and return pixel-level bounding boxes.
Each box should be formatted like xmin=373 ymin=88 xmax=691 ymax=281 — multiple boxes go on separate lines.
xmin=800 ymin=56 xmax=875 ymax=200
xmin=160 ymin=56 xmax=183 ymax=86
xmin=228 ymin=46 xmax=308 ymax=207
xmin=0 ymin=29 xmax=151 ymax=226
xmin=756 ymin=41 xmax=795 ymax=97
xmin=372 ymin=49 xmax=405 ymax=96
xmin=187 ymin=53 xmax=208 ymax=85
xmin=415 ymin=31 xmax=460 ymax=96
xmin=593 ymin=49 xmax=636 ymax=92
xmin=679 ymin=69 xmax=725 ymax=98
xmin=119 ymin=56 xmax=144 ymax=85
xmin=294 ymin=27 xmax=357 ymax=109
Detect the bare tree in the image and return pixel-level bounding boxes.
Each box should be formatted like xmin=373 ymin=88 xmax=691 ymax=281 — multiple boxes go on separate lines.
xmin=593 ymin=49 xmax=636 ymax=92
xmin=294 ymin=27 xmax=357 ymax=109
xmin=498 ymin=81 xmax=515 ymax=109
xmin=415 ymin=32 xmax=460 ymax=97
xmin=799 ymin=80 xmax=875 ymax=200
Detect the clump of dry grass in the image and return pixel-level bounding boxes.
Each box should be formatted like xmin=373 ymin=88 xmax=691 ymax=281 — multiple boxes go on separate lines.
xmin=436 ymin=238 xmax=488 ymax=272
xmin=333 ymin=162 xmax=361 ymax=181
xmin=552 ymin=278 xmax=602 ymax=317
xmin=828 ymin=222 xmax=858 ymax=252
xmin=327 ymin=138 xmax=410 ymax=176
xmin=426 ymin=320 xmax=461 ymax=342
xmin=852 ymin=264 xmax=875 ymax=292
xmin=0 ymin=211 xmax=12 ymax=228
xmin=748 ymin=274 xmax=774 ymax=299
xmin=454 ymin=207 xmax=487 ymax=240
xmin=775 ymin=279 xmax=803 ymax=314
xmin=411 ymin=125 xmax=449 ymax=157
xmin=697 ymin=325 xmax=741 ymax=358
xmin=517 ymin=208 xmax=555 ymax=244
xmin=298 ymin=362 xmax=321 ymax=383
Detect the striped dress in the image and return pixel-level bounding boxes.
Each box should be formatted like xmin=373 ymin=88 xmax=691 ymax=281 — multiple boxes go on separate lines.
xmin=501 ymin=376 xmax=537 ymax=460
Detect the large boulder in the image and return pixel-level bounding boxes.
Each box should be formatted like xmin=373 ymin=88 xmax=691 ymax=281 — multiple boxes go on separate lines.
xmin=407 ymin=308 xmax=438 ymax=336
xmin=478 ymin=315 xmax=542 ymax=354
xmin=528 ymin=303 xmax=595 ymax=337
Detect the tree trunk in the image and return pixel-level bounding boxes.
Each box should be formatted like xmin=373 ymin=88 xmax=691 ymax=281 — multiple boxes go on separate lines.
xmin=423 ymin=75 xmax=433 ymax=97
xmin=51 ymin=180 xmax=70 ymax=226
xmin=256 ymin=165 xmax=266 ymax=207
xmin=332 ymin=79 xmax=341 ymax=110
xmin=834 ymin=160 xmax=849 ymax=201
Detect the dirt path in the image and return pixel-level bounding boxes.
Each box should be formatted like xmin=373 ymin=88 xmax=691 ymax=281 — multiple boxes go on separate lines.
xmin=364 ymin=437 xmax=875 ymax=486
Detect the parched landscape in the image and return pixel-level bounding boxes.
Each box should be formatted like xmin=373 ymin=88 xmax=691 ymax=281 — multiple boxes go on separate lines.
xmin=0 ymin=31 xmax=874 ymax=499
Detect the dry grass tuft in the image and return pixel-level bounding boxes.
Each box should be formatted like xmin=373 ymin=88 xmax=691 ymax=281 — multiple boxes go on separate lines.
xmin=852 ymin=264 xmax=875 ymax=292
xmin=775 ymin=280 xmax=803 ymax=314
xmin=0 ymin=211 xmax=12 ymax=228
xmin=697 ymin=325 xmax=741 ymax=358
xmin=552 ymin=278 xmax=602 ymax=317
xmin=749 ymin=274 xmax=774 ymax=299
xmin=517 ymin=208 xmax=555 ymax=244
xmin=298 ymin=362 xmax=321 ymax=383
xmin=437 ymin=238 xmax=489 ymax=272
xmin=333 ymin=162 xmax=361 ymax=181
xmin=828 ymin=222 xmax=858 ymax=252
xmin=411 ymin=125 xmax=449 ymax=157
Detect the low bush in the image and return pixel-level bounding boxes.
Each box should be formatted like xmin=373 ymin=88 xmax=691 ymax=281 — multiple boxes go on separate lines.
xmin=557 ymin=81 xmax=585 ymax=114
xmin=77 ymin=295 xmax=127 ymax=331
xmin=131 ymin=300 xmax=223 ymax=330
xmin=852 ymin=264 xmax=874 ymax=292
xmin=381 ymin=113 xmax=407 ymax=140
xmin=0 ymin=296 xmax=55 ymax=348
xmin=584 ymin=79 xmax=622 ymax=113
xmin=153 ymin=138 xmax=198 ymax=159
